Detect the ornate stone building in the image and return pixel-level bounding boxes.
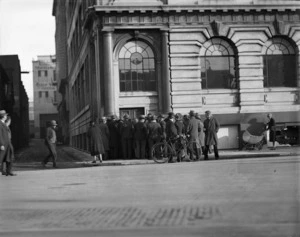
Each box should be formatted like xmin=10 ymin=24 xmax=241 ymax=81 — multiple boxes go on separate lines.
xmin=53 ymin=0 xmax=300 ymax=150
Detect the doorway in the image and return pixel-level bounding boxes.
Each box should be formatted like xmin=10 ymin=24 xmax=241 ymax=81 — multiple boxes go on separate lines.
xmin=119 ymin=108 xmax=145 ymax=120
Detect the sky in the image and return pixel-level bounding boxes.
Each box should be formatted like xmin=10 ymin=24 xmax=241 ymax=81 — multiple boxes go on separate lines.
xmin=0 ymin=0 xmax=55 ymax=102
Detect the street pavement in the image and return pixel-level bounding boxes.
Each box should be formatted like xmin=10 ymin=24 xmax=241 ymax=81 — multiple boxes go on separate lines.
xmin=0 ymin=154 xmax=299 ymax=237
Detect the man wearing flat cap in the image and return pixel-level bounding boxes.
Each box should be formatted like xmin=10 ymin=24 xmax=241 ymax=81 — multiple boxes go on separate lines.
xmin=42 ymin=120 xmax=58 ymax=168
xmin=203 ymin=110 xmax=220 ymax=160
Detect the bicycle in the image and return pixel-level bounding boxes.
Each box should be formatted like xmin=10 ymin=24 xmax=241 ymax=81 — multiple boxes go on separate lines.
xmin=151 ymin=135 xmax=194 ymax=164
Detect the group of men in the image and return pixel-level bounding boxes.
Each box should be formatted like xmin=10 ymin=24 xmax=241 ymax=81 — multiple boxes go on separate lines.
xmin=101 ymin=110 xmax=220 ymax=162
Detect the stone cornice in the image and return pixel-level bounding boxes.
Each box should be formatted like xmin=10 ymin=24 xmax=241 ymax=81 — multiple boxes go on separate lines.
xmin=94 ymin=4 xmax=300 ymax=14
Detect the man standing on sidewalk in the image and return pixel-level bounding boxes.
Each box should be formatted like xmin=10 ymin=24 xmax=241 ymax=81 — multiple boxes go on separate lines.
xmin=42 ymin=120 xmax=58 ymax=168
xmin=0 ymin=110 xmax=14 ymax=176
xmin=203 ymin=110 xmax=220 ymax=160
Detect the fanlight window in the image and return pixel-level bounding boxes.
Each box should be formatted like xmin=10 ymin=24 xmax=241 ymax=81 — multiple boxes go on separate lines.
xmin=201 ymin=38 xmax=237 ymax=89
xmin=263 ymin=38 xmax=297 ymax=87
xmin=119 ymin=41 xmax=156 ymax=92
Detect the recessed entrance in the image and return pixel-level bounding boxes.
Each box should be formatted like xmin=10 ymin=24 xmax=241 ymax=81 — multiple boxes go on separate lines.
xmin=119 ymin=107 xmax=145 ymax=120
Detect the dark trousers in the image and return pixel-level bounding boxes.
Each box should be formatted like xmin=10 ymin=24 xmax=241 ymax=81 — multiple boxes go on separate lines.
xmin=43 ymin=143 xmax=57 ymax=167
xmin=204 ymin=145 xmax=219 ymax=159
xmin=122 ymin=138 xmax=133 ymax=159
xmin=148 ymin=138 xmax=160 ymax=159
xmin=135 ymin=140 xmax=146 ymax=159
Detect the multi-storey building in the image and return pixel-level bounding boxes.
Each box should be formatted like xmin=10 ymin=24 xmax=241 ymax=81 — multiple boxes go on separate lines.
xmin=0 ymin=55 xmax=29 ymax=149
xmin=32 ymin=55 xmax=59 ymax=139
xmin=53 ymin=0 xmax=300 ymax=150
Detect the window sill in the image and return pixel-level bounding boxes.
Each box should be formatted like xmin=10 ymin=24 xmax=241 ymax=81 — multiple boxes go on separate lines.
xmin=264 ymin=87 xmax=298 ymax=92
xmin=202 ymin=89 xmax=239 ymax=94
xmin=119 ymin=91 xmax=158 ymax=97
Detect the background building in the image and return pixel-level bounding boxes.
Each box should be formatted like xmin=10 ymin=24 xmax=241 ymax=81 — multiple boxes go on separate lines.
xmin=32 ymin=55 xmax=60 ymax=139
xmin=0 ymin=55 xmax=29 ymax=150
xmin=53 ymin=0 xmax=300 ymax=150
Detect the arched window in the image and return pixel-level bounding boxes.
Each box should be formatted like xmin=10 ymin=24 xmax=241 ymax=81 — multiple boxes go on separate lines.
xmin=263 ymin=38 xmax=297 ymax=87
xmin=201 ymin=38 xmax=237 ymax=89
xmin=119 ymin=40 xmax=156 ymax=92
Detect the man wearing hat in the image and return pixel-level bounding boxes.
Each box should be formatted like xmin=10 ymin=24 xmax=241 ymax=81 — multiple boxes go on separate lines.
xmin=166 ymin=112 xmax=179 ymax=163
xmin=42 ymin=120 xmax=58 ymax=168
xmin=157 ymin=114 xmax=166 ymax=141
xmin=107 ymin=115 xmax=121 ymax=159
xmin=186 ymin=110 xmax=201 ymax=161
xmin=133 ymin=115 xmax=147 ymax=159
xmin=0 ymin=110 xmax=16 ymax=176
xmin=120 ymin=114 xmax=134 ymax=159
xmin=147 ymin=115 xmax=162 ymax=159
xmin=203 ymin=110 xmax=220 ymax=160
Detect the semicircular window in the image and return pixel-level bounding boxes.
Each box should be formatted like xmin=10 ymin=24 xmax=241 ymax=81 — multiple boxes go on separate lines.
xmin=263 ymin=38 xmax=297 ymax=87
xmin=201 ymin=38 xmax=238 ymax=89
xmin=119 ymin=40 xmax=156 ymax=92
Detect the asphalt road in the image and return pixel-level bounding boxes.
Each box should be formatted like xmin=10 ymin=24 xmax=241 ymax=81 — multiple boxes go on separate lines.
xmin=0 ymin=156 xmax=299 ymax=237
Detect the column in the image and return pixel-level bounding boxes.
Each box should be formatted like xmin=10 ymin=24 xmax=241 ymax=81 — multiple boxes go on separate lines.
xmin=161 ymin=30 xmax=172 ymax=113
xmin=103 ymin=31 xmax=115 ymax=116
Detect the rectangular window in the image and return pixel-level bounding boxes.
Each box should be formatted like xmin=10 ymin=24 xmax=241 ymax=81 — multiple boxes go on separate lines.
xmin=38 ymin=91 xmax=42 ymax=98
xmin=45 ymin=91 xmax=49 ymax=98
xmin=44 ymin=71 xmax=48 ymax=77
xmin=38 ymin=71 xmax=41 ymax=77
xmin=264 ymin=55 xmax=297 ymax=87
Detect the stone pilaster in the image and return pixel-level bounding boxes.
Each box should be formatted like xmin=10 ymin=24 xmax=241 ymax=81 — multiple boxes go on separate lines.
xmin=103 ymin=30 xmax=115 ymax=116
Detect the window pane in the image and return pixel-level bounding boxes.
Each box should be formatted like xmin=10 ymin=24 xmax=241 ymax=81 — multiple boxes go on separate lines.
xmin=264 ymin=55 xmax=297 ymax=87
xmin=119 ymin=41 xmax=156 ymax=92
xmin=202 ymin=56 xmax=234 ymax=89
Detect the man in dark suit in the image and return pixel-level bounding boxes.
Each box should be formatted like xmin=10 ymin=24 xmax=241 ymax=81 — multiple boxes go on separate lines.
xmin=203 ymin=110 xmax=220 ymax=160
xmin=186 ymin=110 xmax=201 ymax=161
xmin=120 ymin=114 xmax=134 ymax=159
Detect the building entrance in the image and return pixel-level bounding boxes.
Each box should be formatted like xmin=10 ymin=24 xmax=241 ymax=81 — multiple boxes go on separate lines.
xmin=119 ymin=108 xmax=145 ymax=120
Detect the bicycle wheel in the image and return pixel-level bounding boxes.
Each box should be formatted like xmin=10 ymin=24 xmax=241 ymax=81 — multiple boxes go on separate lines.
xmin=152 ymin=142 xmax=173 ymax=164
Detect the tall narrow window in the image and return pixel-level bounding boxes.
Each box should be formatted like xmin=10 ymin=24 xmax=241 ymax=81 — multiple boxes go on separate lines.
xmin=119 ymin=40 xmax=156 ymax=92
xmin=44 ymin=70 xmax=48 ymax=77
xmin=38 ymin=71 xmax=41 ymax=77
xmin=201 ymin=38 xmax=237 ymax=89
xmin=263 ymin=38 xmax=297 ymax=87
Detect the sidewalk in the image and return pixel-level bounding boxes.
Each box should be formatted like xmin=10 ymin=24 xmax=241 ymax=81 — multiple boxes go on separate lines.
xmin=13 ymin=139 xmax=300 ymax=171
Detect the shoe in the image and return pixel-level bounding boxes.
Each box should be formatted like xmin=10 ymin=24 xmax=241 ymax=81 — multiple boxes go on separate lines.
xmin=91 ymin=160 xmax=96 ymax=164
xmin=215 ymin=156 xmax=219 ymax=160
xmin=2 ymin=172 xmax=6 ymax=176
xmin=41 ymin=162 xmax=46 ymax=168
xmin=53 ymin=165 xmax=58 ymax=168
xmin=204 ymin=156 xmax=208 ymax=160
xmin=6 ymin=173 xmax=17 ymax=176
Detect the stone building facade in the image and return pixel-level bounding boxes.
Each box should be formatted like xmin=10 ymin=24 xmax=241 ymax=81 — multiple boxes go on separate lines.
xmin=32 ymin=55 xmax=59 ymax=139
xmin=53 ymin=0 xmax=300 ymax=150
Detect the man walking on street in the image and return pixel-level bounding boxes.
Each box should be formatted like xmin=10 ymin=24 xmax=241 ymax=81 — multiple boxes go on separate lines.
xmin=203 ymin=110 xmax=220 ymax=160
xmin=42 ymin=120 xmax=58 ymax=168
xmin=186 ymin=110 xmax=201 ymax=161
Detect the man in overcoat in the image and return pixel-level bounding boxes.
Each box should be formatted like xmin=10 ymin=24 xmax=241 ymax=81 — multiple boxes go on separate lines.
xmin=42 ymin=120 xmax=58 ymax=168
xmin=147 ymin=115 xmax=162 ymax=159
xmin=195 ymin=113 xmax=205 ymax=156
xmin=120 ymin=114 xmax=134 ymax=159
xmin=203 ymin=110 xmax=220 ymax=160
xmin=107 ymin=115 xmax=121 ymax=159
xmin=0 ymin=110 xmax=15 ymax=176
xmin=186 ymin=110 xmax=201 ymax=161
xmin=133 ymin=115 xmax=148 ymax=159
xmin=98 ymin=117 xmax=110 ymax=160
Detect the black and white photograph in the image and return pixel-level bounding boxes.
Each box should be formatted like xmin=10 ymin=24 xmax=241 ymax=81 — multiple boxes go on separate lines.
xmin=0 ymin=0 xmax=299 ymax=236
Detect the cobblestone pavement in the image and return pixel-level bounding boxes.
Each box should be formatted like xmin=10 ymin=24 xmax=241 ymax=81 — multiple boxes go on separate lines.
xmin=0 ymin=156 xmax=299 ymax=236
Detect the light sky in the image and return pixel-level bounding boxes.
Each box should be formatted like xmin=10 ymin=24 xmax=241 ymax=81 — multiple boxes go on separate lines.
xmin=0 ymin=0 xmax=55 ymax=102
